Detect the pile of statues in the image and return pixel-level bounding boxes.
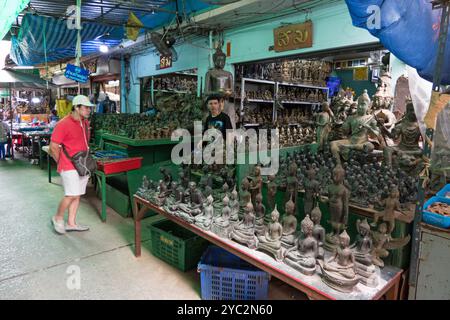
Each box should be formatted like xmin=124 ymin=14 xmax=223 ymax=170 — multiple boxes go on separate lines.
xmin=241 ymin=106 xmax=273 ymax=125
xmin=276 ymin=109 xmax=313 ymax=126
xmin=152 ymin=73 xmax=198 ymax=93
xmin=243 ymin=89 xmax=274 ymax=101
xmin=278 ymin=87 xmax=327 ymax=104
xmin=92 ymin=94 xmax=203 ymax=139
xmin=277 ymin=125 xmax=315 ymax=148
xmin=136 ymin=162 xmax=410 ymax=294
xmin=236 ymin=59 xmax=332 ymax=87
xmin=274 ymin=148 xmax=418 ymax=210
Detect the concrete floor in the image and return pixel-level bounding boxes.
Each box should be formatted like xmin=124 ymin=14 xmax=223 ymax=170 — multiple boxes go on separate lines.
xmin=0 ymin=157 xmax=307 ymax=300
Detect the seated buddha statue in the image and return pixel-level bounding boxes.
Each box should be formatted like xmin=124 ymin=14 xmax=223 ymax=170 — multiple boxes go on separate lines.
xmin=211 ymin=195 xmax=232 ymax=238
xmin=194 ymin=195 xmax=215 ymax=231
xmin=281 ymin=198 xmax=298 ymax=249
xmin=284 ymin=215 xmax=318 ymax=275
xmin=229 ymin=202 xmax=258 ymax=249
xmin=229 ymin=187 xmax=240 ymax=224
xmin=257 ymin=206 xmax=284 ymax=261
xmin=351 ymin=219 xmax=379 ymax=287
xmin=254 ymin=193 xmax=266 ymax=237
xmin=319 ymin=230 xmax=360 ymax=293
xmin=311 ymin=205 xmax=325 ymax=260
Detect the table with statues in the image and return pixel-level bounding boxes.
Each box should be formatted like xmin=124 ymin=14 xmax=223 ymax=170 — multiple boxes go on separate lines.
xmin=128 ymin=81 xmax=430 ymax=299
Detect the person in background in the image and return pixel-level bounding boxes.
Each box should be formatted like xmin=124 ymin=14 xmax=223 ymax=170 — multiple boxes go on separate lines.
xmin=50 ymin=109 xmax=59 ymax=122
xmin=197 ymin=94 xmax=233 ymax=154
xmin=96 ymin=92 xmax=106 ymax=114
xmin=0 ymin=112 xmax=9 ymax=160
xmin=203 ymin=94 xmax=233 ymax=139
xmin=49 ymin=95 xmax=94 ymax=235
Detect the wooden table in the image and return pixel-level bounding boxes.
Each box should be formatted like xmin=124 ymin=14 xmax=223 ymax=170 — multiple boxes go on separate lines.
xmin=133 ymin=195 xmax=403 ymax=300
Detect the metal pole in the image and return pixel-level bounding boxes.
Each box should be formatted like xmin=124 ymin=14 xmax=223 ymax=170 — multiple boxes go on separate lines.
xmin=408 ymin=1 xmax=450 ymax=295
xmin=9 ymin=83 xmax=14 ymax=160
xmin=120 ymin=54 xmax=126 ymax=113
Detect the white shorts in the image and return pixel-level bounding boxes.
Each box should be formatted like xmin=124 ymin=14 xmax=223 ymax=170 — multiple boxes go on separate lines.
xmin=60 ymin=170 xmax=90 ymax=196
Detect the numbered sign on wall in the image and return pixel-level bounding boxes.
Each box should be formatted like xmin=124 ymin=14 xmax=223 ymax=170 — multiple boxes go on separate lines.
xmin=160 ymin=54 xmax=173 ymax=70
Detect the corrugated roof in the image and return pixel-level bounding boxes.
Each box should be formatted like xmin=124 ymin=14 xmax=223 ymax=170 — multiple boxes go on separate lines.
xmin=19 ymin=0 xmax=172 ymax=27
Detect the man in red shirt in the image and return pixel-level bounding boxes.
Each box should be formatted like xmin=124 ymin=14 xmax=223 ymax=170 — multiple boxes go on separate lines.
xmin=50 ymin=95 xmax=94 ymax=234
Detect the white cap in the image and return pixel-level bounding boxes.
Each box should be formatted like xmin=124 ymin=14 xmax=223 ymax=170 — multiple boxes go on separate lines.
xmin=72 ymin=95 xmax=95 ymax=107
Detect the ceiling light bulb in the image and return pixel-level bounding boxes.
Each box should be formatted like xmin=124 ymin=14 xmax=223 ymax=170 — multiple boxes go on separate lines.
xmin=99 ymin=44 xmax=109 ymax=53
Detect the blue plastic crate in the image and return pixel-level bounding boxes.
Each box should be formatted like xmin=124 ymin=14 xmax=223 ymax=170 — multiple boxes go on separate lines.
xmin=94 ymin=150 xmax=128 ymax=159
xmin=197 ymin=246 xmax=270 ymax=300
xmin=437 ymin=184 xmax=450 ymax=198
xmin=423 ymin=196 xmax=450 ymax=229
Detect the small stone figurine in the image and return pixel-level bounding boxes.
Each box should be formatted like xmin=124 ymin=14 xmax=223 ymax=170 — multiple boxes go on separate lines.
xmin=281 ymin=198 xmax=298 ymax=248
xmin=372 ymin=185 xmax=401 ymax=239
xmin=285 ymin=162 xmax=299 ymax=207
xmin=211 ymin=195 xmax=232 ymax=238
xmin=266 ymin=175 xmax=278 ymax=221
xmin=229 ymin=202 xmax=258 ymax=249
xmin=249 ymin=166 xmax=263 ymax=206
xmin=311 ymin=205 xmax=325 ymax=260
xmin=240 ymin=178 xmax=252 ymax=207
xmin=324 ymin=165 xmax=350 ymax=251
xmin=229 ymin=187 xmax=240 ymax=224
xmin=284 ymin=215 xmax=318 ymax=275
xmin=160 ymin=168 xmax=173 ymax=188
xmin=155 ymin=180 xmax=171 ymax=206
xmin=175 ymin=182 xmax=204 ymax=220
xmin=257 ymin=206 xmax=284 ymax=261
xmin=194 ymin=195 xmax=214 ymax=231
xmin=351 ymin=219 xmax=379 ymax=287
xmin=303 ymin=167 xmax=321 ymax=217
xmin=319 ymin=231 xmax=360 ymax=293
xmin=254 ymin=193 xmax=266 ymax=237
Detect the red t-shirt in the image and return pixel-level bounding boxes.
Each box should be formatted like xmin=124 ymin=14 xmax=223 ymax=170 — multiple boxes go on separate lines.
xmin=51 ymin=115 xmax=91 ymax=173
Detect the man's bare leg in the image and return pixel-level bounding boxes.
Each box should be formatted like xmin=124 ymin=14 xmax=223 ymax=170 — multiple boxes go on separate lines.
xmin=67 ymin=196 xmax=81 ymax=227
xmin=55 ymin=196 xmax=75 ymax=222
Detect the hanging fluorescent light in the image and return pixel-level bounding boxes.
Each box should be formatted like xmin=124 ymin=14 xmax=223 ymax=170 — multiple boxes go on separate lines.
xmin=99 ymin=44 xmax=109 ymax=53
xmin=12 ymin=66 xmax=35 ymax=70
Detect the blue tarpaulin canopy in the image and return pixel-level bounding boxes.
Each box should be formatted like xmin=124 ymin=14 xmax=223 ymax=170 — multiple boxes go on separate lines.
xmin=345 ymin=0 xmax=450 ymax=85
xmin=11 ymin=14 xmax=123 ymax=66
xmin=10 ymin=1 xmax=216 ymax=66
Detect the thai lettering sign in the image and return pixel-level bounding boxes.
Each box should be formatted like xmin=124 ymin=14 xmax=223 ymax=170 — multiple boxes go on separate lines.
xmin=64 ymin=64 xmax=90 ymax=83
xmin=274 ymin=21 xmax=313 ymax=52
xmin=160 ymin=54 xmax=173 ymax=70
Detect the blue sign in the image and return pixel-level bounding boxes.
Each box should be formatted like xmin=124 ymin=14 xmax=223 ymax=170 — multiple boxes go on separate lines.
xmin=64 ymin=64 xmax=90 ymax=83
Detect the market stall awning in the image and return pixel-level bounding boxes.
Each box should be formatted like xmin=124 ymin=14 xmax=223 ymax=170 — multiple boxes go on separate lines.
xmin=10 ymin=13 xmax=123 ymax=66
xmin=344 ymin=0 xmax=450 ymax=85
xmin=0 ymin=68 xmax=55 ymax=89
xmin=0 ymin=0 xmax=30 ymax=41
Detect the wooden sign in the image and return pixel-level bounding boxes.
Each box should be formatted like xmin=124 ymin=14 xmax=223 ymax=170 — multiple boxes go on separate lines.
xmin=160 ymin=54 xmax=173 ymax=70
xmin=353 ymin=67 xmax=369 ymax=81
xmin=274 ymin=21 xmax=313 ymax=52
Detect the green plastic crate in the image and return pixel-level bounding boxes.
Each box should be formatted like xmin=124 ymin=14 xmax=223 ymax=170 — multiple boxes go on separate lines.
xmin=149 ymin=219 xmax=209 ymax=272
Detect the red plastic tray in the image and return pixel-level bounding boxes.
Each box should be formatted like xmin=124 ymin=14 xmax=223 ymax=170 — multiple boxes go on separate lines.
xmin=97 ymin=157 xmax=143 ymax=175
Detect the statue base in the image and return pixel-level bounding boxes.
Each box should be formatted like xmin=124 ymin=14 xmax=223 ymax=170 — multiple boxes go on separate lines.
xmin=211 ymin=223 xmax=231 ymax=238
xmin=355 ymin=261 xmax=379 ymax=287
xmin=284 ymin=257 xmax=317 ymax=276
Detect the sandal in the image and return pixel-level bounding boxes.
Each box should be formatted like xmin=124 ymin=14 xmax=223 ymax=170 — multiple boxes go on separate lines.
xmin=65 ymin=224 xmax=90 ymax=232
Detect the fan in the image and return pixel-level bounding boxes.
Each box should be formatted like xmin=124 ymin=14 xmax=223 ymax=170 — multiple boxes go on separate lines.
xmin=150 ymin=31 xmax=176 ymax=57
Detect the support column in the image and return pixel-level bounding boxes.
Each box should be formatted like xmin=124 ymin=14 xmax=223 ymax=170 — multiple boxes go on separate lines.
xmin=120 ymin=54 xmax=126 ymax=113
